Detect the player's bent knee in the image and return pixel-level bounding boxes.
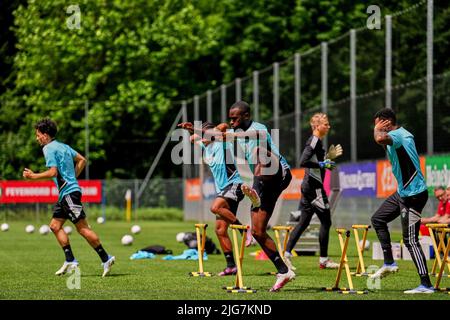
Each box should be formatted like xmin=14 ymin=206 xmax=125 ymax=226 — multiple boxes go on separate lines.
xmin=215 ymin=225 xmax=227 ymax=236
xmin=251 ymin=229 xmax=266 ymax=241
xmin=49 ymin=224 xmax=61 ymax=233
xmin=210 ymin=205 xmax=222 ymax=215
xmin=77 ymin=227 xmax=91 ymax=237
xmin=371 ymin=215 xmax=384 ymax=229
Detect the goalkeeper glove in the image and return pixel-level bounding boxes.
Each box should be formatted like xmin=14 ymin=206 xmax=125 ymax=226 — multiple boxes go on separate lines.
xmin=326 ymin=144 xmax=343 ymax=160
xmin=319 ymin=159 xmax=336 ymax=170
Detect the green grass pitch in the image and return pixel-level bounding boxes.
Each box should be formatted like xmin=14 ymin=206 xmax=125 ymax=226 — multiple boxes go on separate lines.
xmin=0 ymin=220 xmax=449 ymax=300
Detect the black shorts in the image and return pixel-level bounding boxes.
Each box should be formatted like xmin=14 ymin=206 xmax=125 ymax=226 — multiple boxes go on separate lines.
xmin=217 ymin=183 xmax=244 ymax=215
xmin=53 ymin=191 xmax=86 ymax=224
xmin=252 ymin=164 xmax=292 ymax=214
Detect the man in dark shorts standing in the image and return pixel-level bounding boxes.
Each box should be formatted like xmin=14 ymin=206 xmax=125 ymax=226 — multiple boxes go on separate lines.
xmin=225 ymin=101 xmax=295 ymax=292
xmin=23 ymin=118 xmax=115 ymax=277
xmin=370 ymin=108 xmax=433 ymax=294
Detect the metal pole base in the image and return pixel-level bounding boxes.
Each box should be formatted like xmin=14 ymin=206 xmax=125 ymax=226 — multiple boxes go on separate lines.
xmin=339 ymin=290 xmax=369 ymax=295
xmin=189 ymin=272 xmax=213 ymax=277
xmin=227 ymin=288 xmax=257 ymax=294
xmin=351 ymin=272 xmax=369 ymax=277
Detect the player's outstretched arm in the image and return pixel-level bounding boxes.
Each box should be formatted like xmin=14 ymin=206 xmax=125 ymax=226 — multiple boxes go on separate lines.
xmin=23 ymin=167 xmax=57 ymax=180
xmin=223 ymin=129 xmax=268 ymax=141
xmin=190 ymin=133 xmax=202 ymax=144
xmin=177 ymin=122 xmax=194 ymax=134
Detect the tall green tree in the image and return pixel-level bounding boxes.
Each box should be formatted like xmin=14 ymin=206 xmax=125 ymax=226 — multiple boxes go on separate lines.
xmin=1 ymin=0 xmax=221 ymax=179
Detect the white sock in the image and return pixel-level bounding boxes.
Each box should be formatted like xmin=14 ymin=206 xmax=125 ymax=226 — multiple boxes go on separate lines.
xmin=319 ymin=257 xmax=328 ymax=264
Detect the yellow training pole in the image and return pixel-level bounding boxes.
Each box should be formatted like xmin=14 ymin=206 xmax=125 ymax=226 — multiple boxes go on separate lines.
xmin=226 ymin=224 xmax=256 ymax=293
xmin=340 ymin=230 xmax=354 ymax=290
xmin=189 ymin=224 xmax=212 ymax=277
xmin=272 ymin=226 xmax=293 ymax=257
xmin=352 ymin=225 xmax=370 ymax=276
xmin=434 ymin=228 xmax=450 ymax=291
xmin=125 ymin=189 xmax=132 ymax=222
xmin=232 ymin=227 xmax=243 ymax=289
xmin=323 ymin=229 xmax=368 ymax=294
xmin=427 ymin=223 xmax=449 ymax=275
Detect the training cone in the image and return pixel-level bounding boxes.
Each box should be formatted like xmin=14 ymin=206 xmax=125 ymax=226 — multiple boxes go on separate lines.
xmin=255 ymin=250 xmax=269 ymax=261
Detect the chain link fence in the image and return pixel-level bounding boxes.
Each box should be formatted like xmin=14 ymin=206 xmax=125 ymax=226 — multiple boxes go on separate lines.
xmin=180 ymin=1 xmax=449 ymax=227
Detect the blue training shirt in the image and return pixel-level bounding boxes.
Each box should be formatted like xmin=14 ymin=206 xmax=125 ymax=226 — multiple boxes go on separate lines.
xmin=387 ymin=127 xmax=427 ymax=197
xmin=43 ymin=140 xmax=81 ymax=201
xmin=233 ymin=121 xmax=290 ymax=174
xmin=200 ymin=141 xmax=243 ymax=193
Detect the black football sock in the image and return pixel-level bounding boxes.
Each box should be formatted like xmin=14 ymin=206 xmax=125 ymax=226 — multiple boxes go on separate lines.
xmin=62 ymin=245 xmax=75 ymax=262
xmin=95 ymin=245 xmax=109 ymax=263
xmin=420 ymin=274 xmax=432 ymax=288
xmin=267 ymin=250 xmax=289 ymax=274
xmin=224 ymin=251 xmax=236 ymax=268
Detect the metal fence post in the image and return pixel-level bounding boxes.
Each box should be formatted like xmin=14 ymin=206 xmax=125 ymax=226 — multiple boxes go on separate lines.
xmin=385 ymin=15 xmax=392 ymax=109
xmin=253 ymin=71 xmax=259 ymax=121
xmin=134 ymin=179 xmax=139 ymax=215
xmin=350 ymin=30 xmax=357 ymax=162
xmin=207 ymin=90 xmax=212 ymax=122
xmin=199 ymin=151 xmax=205 ymax=222
xmin=181 ymin=101 xmax=188 ymax=221
xmin=221 ymin=84 xmax=227 ymax=123
xmin=427 ymin=0 xmax=434 ymax=155
xmin=84 ymin=100 xmax=89 ymax=180
xmin=194 ymin=95 xmax=199 ymax=121
xmin=321 ymin=42 xmax=328 ymax=148
xmin=235 ymin=78 xmax=242 ymax=101
xmin=295 ymin=53 xmax=302 ymax=167
xmin=273 ymin=62 xmax=280 ymax=129
xmin=182 ymin=101 xmax=190 ymax=173
xmin=193 ymin=96 xmax=200 ymax=177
